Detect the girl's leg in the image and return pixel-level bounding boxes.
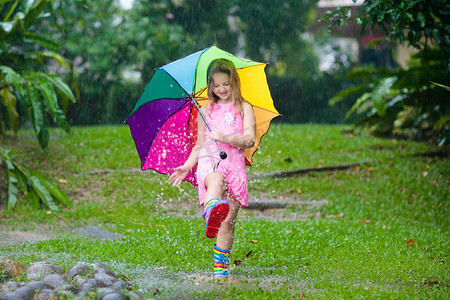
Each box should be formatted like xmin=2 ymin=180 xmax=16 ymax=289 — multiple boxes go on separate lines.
xmin=212 ymin=195 xmax=239 ymax=278
xmin=215 ymin=196 xmax=240 ymax=250
xmin=204 ymin=172 xmax=226 ymax=200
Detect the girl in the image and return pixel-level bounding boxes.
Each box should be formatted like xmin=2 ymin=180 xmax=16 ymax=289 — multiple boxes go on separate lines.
xmin=168 ymin=58 xmax=256 ymax=278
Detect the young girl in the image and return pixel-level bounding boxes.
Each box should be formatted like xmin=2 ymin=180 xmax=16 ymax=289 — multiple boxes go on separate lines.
xmin=168 ymin=58 xmax=256 ymax=278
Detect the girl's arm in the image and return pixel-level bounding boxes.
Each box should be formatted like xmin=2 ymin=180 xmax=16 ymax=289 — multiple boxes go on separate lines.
xmin=168 ymin=108 xmax=206 ymax=186
xmin=210 ymin=102 xmax=256 ymax=149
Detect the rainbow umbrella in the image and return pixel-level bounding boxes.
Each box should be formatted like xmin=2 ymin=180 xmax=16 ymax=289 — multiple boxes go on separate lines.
xmin=126 ymin=45 xmax=279 ymax=185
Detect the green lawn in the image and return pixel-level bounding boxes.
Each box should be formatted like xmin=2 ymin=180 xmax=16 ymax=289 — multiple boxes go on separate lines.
xmin=1 ymin=124 xmax=449 ymax=299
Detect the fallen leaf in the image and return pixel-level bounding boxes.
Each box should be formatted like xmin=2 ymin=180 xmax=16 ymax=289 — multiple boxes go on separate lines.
xmin=354 ymin=165 xmax=361 ymax=170
xmin=423 ymin=171 xmax=428 ymax=176
xmin=250 ymin=240 xmax=258 ymax=243
xmin=325 ymin=229 xmax=331 ymax=233
xmin=406 ymin=238 xmax=417 ymax=246
xmin=234 ymin=260 xmax=244 ymax=266
xmin=432 ymin=181 xmax=438 ymax=187
xmin=299 ymin=292 xmax=306 ymax=298
xmin=155 ymin=266 xmax=167 ymax=270
xmin=366 ymin=167 xmax=374 ymax=171
xmin=246 ymin=250 xmax=253 ymax=258
xmin=383 ymin=225 xmax=386 ymax=229
xmin=360 ymin=219 xmax=371 ymax=224
xmin=58 ymin=179 xmax=68 ymax=184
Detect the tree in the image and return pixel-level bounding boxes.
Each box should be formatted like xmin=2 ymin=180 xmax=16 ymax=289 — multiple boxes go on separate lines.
xmin=41 ymin=0 xmax=323 ymax=124
xmin=0 ymin=0 xmax=76 ymax=148
xmin=324 ymin=0 xmax=450 ymax=145
xmin=233 ymin=0 xmax=320 ymax=79
xmin=42 ymin=0 xmax=194 ymax=125
xmin=0 ymin=0 xmax=75 ymax=210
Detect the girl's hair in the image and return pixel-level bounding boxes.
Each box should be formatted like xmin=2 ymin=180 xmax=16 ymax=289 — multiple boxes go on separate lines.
xmin=206 ymin=58 xmax=245 ymax=116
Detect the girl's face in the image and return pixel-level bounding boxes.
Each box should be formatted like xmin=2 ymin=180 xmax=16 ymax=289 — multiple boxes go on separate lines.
xmin=212 ymin=72 xmax=231 ymax=102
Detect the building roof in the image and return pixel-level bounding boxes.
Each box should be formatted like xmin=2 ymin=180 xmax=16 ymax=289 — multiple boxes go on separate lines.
xmin=317 ymin=0 xmax=364 ymax=8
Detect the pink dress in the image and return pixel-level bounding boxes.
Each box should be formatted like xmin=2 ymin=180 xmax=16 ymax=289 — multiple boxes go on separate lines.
xmin=196 ymin=101 xmax=248 ymax=207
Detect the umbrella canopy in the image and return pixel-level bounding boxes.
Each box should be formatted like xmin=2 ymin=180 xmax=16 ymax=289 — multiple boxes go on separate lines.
xmin=126 ymin=45 xmax=279 ymax=185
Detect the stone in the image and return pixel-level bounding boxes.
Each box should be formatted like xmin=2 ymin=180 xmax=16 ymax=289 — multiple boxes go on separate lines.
xmin=79 ymin=278 xmax=102 ymax=293
xmin=24 ymin=281 xmax=52 ymax=291
xmin=33 ymin=289 xmax=60 ymax=300
xmin=27 ymin=262 xmax=64 ymax=281
xmin=12 ymin=286 xmax=35 ymax=300
xmin=60 ymin=284 xmax=77 ymax=294
xmin=0 ymin=260 xmax=26 ymax=280
xmin=0 ymin=282 xmax=19 ymax=293
xmin=97 ymin=288 xmax=117 ymax=298
xmin=67 ymin=263 xmax=92 ymax=280
xmin=0 ymin=291 xmax=20 ymax=300
xmin=94 ymin=272 xmax=118 ymax=287
xmin=113 ymin=280 xmax=132 ymax=291
xmin=100 ymin=292 xmax=130 ymax=300
xmin=94 ymin=267 xmax=116 ymax=277
xmin=129 ymin=291 xmax=144 ymax=300
xmin=73 ymin=275 xmax=87 ymax=287
xmin=42 ymin=274 xmax=67 ymax=289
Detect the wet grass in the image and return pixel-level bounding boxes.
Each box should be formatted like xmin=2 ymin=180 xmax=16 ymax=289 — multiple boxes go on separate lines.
xmin=0 ymin=124 xmax=449 ymax=299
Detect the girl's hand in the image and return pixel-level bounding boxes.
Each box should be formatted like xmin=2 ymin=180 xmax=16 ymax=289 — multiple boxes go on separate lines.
xmin=210 ymin=131 xmax=228 ymax=143
xmin=168 ymin=165 xmax=189 ymax=187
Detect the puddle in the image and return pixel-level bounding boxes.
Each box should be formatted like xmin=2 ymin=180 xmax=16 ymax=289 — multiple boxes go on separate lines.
xmin=111 ymin=262 xmax=310 ymax=298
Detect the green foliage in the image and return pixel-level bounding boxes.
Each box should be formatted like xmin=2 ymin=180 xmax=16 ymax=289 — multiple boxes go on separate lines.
xmin=321 ymin=0 xmax=450 ymax=51
xmin=0 ymin=0 xmax=76 ymax=149
xmin=330 ymin=49 xmax=450 ymax=145
xmin=40 ymin=0 xmax=321 ymax=124
xmin=233 ymin=0 xmax=320 ymax=79
xmin=0 ymin=146 xmax=71 ymax=211
xmin=42 ymin=0 xmax=194 ymax=125
xmin=269 ymin=72 xmax=357 ymax=124
xmin=323 ymin=0 xmax=450 ymax=146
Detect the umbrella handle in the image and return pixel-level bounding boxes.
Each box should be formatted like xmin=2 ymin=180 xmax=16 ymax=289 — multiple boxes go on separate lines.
xmin=189 ymin=96 xmax=227 ymax=160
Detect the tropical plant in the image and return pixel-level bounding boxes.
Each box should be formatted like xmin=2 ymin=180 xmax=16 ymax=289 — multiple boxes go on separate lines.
xmin=322 ymin=0 xmax=450 ymax=146
xmin=0 ymin=0 xmax=75 ymax=211
xmin=330 ymin=49 xmax=449 ymax=145
xmin=0 ymin=0 xmax=76 ymax=149
xmin=0 ymin=147 xmax=71 ymax=211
